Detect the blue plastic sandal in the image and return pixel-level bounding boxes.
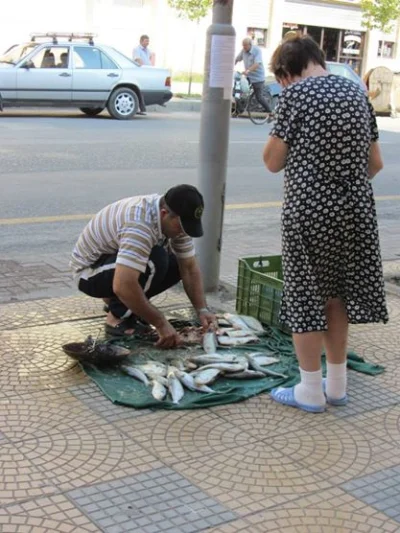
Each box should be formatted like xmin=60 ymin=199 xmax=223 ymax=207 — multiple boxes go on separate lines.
xmin=322 ymin=378 xmax=348 ymax=406
xmin=270 ymin=386 xmax=325 ymax=413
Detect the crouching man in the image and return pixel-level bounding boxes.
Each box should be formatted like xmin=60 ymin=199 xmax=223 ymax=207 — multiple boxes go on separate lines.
xmin=70 ymin=184 xmax=215 ymax=348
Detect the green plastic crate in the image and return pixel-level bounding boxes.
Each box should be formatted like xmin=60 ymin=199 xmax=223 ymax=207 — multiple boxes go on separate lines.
xmin=236 ymin=255 xmax=289 ymax=333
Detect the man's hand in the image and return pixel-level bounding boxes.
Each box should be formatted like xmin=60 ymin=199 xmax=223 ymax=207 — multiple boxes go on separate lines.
xmin=155 ymin=319 xmax=181 ymax=349
xmin=198 ymin=308 xmax=217 ymax=331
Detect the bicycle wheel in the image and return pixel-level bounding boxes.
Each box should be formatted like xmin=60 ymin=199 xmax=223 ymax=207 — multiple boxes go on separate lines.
xmin=247 ymin=90 xmax=272 ymax=125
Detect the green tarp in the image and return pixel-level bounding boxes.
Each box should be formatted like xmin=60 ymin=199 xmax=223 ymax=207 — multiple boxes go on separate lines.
xmin=81 ymin=323 xmax=384 ymax=410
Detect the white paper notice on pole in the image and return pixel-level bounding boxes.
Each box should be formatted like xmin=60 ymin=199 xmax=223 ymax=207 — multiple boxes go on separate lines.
xmin=209 ymin=35 xmax=235 ymax=99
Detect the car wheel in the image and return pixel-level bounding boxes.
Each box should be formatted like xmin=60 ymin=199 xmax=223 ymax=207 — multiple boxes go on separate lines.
xmin=107 ymin=87 xmax=139 ymax=120
xmin=80 ymin=107 xmax=105 ymax=117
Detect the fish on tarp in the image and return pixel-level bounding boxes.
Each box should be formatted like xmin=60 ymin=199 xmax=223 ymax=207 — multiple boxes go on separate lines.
xmin=228 ymin=370 xmax=266 ymax=379
xmin=151 ymin=377 xmax=168 ymax=401
xmin=175 ymin=370 xmax=217 ymax=393
xmin=239 ymin=315 xmax=265 ymax=334
xmin=245 ymin=353 xmax=287 ymax=379
xmin=225 ymin=329 xmax=257 ymax=339
xmin=167 ymin=369 xmax=185 ymax=404
xmin=203 ymin=329 xmax=218 ymax=354
xmin=188 ymin=354 xmax=240 ymax=366
xmin=193 ymin=368 xmax=220 ymax=386
xmin=218 ymin=335 xmax=258 ymax=346
xmin=193 ymin=362 xmax=247 ymax=373
xmin=250 ymin=354 xmax=280 ymax=366
xmin=137 ymin=362 xmax=167 ymax=379
xmin=223 ymin=313 xmax=252 ymax=331
xmin=120 ymin=365 xmax=149 ymax=386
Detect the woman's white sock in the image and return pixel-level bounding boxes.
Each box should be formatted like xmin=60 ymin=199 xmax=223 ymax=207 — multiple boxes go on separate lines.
xmin=294 ymin=368 xmax=325 ymax=407
xmin=326 ymin=362 xmax=347 ymax=400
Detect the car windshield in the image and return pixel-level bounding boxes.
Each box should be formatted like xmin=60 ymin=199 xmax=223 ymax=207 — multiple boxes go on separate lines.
xmin=0 ymin=43 xmax=38 ymax=64
xmin=328 ymin=63 xmax=359 ymax=83
xmin=101 ymin=45 xmax=139 ymax=68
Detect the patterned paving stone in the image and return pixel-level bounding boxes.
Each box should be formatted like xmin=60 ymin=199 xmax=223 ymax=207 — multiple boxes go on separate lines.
xmin=12 ymin=424 xmax=163 ymax=492
xmin=330 ymin=371 xmax=400 ymax=419
xmin=115 ymin=409 xmax=259 ymax=465
xmin=350 ymin=405 xmax=400 ymax=448
xmin=0 ymin=295 xmax=103 ymax=330
xmin=0 ymin=389 xmax=113 ymax=442
xmin=0 ymin=324 xmax=89 ymax=398
xmin=342 ymin=466 xmax=400 ymax=523
xmin=0 ymin=441 xmax=57 ymax=504
xmin=67 ymin=467 xmax=237 ymax=533
xmin=210 ymin=394 xmax=331 ymax=441
xmin=205 ymin=487 xmax=400 ymax=532
xmin=69 ymin=383 xmax=152 ymax=422
xmin=0 ymin=494 xmax=100 ymax=532
xmin=170 ymin=440 xmax=333 ymax=515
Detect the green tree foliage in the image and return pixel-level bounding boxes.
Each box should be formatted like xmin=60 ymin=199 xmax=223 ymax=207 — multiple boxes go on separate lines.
xmin=167 ymin=0 xmax=213 ymax=22
xmin=361 ymin=0 xmax=400 ymax=33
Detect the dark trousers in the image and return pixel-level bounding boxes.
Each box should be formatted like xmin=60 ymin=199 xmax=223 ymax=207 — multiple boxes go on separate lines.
xmin=78 ymin=245 xmax=181 ymax=319
xmin=252 ymin=81 xmax=272 ymax=113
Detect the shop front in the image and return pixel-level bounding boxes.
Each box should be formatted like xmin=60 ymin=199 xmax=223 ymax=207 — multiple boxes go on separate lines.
xmin=282 ymin=23 xmax=365 ymax=73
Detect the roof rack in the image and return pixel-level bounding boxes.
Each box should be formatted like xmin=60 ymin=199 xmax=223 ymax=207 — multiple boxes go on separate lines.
xmin=30 ymin=32 xmax=97 ymax=45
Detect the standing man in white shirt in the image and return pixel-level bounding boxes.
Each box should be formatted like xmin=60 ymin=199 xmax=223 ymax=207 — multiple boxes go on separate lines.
xmin=132 ymin=35 xmax=155 ymax=115
xmin=133 ymin=34 xmax=155 ymax=66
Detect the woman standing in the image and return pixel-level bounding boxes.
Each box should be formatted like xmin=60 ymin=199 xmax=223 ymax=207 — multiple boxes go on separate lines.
xmin=263 ymin=36 xmax=388 ymax=413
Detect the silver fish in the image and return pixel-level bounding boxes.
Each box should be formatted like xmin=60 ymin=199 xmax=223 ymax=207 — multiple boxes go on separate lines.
xmin=193 ymin=368 xmax=220 ymax=386
xmin=224 ymin=313 xmax=252 ymax=331
xmin=121 ymin=365 xmax=149 ymax=386
xmin=203 ymin=330 xmax=218 ymax=354
xmin=175 ymin=370 xmax=217 ymax=393
xmin=137 ymin=362 xmax=167 ymax=379
xmin=194 ymin=362 xmax=247 ymax=373
xmin=151 ymin=378 xmax=167 ymax=401
xmin=225 ymin=329 xmax=256 ymax=338
xmin=239 ymin=315 xmax=265 ymax=333
xmin=245 ymin=354 xmax=287 ymax=379
xmin=251 ymin=354 xmax=280 ymax=366
xmin=218 ymin=335 xmax=258 ymax=346
xmin=167 ymin=370 xmax=185 ymax=404
xmin=189 ymin=354 xmax=240 ymax=366
xmin=228 ymin=370 xmax=266 ymax=379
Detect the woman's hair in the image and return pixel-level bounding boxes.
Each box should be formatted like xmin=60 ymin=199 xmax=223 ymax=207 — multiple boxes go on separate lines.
xmin=270 ymin=35 xmax=326 ymax=80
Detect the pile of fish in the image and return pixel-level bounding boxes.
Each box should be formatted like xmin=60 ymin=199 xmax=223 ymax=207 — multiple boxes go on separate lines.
xmin=121 ymin=352 xmax=286 ymax=404
xmin=214 ymin=313 xmax=265 ymax=347
xmin=119 ymin=312 xmax=287 ymax=404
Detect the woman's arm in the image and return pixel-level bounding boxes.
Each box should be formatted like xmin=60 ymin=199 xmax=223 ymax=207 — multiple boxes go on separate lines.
xmin=368 ymin=141 xmax=383 ymax=179
xmin=263 ymin=136 xmax=288 ymax=173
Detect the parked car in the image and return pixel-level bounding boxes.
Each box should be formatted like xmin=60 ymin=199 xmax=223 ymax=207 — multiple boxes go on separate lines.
xmin=0 ymin=33 xmax=172 ymax=119
xmin=266 ymin=61 xmax=367 ymax=111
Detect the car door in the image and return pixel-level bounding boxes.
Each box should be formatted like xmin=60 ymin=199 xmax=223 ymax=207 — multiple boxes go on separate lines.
xmin=16 ymin=46 xmax=72 ymax=103
xmin=71 ymin=46 xmax=121 ymax=105
xmin=0 ymin=64 xmax=17 ymax=102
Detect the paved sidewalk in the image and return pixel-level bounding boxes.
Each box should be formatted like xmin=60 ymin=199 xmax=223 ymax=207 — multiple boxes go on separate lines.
xmin=1 ymin=271 xmax=400 ymax=531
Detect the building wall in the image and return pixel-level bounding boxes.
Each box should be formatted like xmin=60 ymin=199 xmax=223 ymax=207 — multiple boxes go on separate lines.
xmin=0 ymin=0 xmax=399 ymax=77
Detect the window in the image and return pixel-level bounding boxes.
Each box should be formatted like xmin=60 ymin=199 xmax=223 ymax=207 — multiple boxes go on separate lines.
xmin=378 ymin=40 xmax=395 ymax=58
xmin=27 ymin=47 xmax=69 ymax=69
xmin=247 ymin=27 xmax=267 ymax=47
xmin=73 ymin=47 xmax=118 ymax=69
xmin=101 ymin=52 xmax=118 ymax=69
xmin=73 ymin=47 xmax=102 ymax=69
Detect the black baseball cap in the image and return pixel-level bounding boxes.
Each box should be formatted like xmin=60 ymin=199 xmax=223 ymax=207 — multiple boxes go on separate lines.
xmin=164 ymin=184 xmax=204 ymax=238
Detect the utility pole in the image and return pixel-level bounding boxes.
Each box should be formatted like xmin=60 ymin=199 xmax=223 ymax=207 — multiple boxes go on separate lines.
xmin=197 ymin=0 xmax=235 ymax=292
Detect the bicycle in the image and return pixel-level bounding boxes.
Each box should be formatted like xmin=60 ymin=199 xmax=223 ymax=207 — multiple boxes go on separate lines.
xmin=232 ymin=72 xmax=275 ymax=125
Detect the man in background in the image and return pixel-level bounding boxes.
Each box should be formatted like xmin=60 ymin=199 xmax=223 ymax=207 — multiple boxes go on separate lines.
xmin=133 ymin=34 xmax=155 ymax=66
xmin=235 ymin=38 xmax=272 ymax=113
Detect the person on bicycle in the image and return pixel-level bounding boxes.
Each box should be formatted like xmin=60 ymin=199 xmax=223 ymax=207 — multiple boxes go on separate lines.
xmin=235 ymin=38 xmax=272 ymax=113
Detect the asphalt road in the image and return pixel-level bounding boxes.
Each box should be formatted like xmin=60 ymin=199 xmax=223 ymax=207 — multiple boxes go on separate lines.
xmin=1 ymin=109 xmax=399 ymax=289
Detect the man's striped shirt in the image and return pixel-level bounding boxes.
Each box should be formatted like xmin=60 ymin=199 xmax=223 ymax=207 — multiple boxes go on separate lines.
xmin=70 ymin=194 xmax=195 ymax=279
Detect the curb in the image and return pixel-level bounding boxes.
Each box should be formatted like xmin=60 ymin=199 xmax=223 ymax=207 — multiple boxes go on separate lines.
xmin=148 ymin=98 xmax=202 ymax=113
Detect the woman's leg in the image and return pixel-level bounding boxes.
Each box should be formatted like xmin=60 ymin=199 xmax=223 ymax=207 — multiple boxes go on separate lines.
xmin=323 ymin=298 xmax=348 ymax=400
xmin=292 ymin=332 xmax=325 ymax=407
